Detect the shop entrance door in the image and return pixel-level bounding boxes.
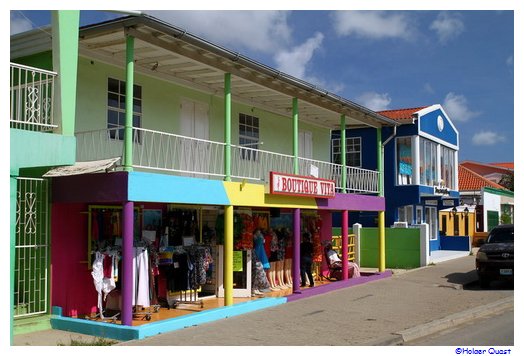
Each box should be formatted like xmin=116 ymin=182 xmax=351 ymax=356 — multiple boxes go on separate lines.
xmin=216 ymin=246 xmax=252 ymax=298
xmin=425 ymin=206 xmax=438 ymax=241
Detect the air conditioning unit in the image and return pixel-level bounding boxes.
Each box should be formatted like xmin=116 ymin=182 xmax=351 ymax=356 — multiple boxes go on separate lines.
xmin=393 ymin=222 xmax=408 ymax=228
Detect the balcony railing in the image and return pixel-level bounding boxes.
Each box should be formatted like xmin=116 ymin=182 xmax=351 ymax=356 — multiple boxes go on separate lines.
xmin=76 ymin=127 xmax=380 ymax=194
xmin=10 ymin=63 xmax=57 ymax=132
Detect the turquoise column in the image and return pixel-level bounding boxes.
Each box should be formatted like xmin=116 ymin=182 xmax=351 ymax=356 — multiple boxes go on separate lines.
xmin=124 ymin=35 xmax=134 ymax=172
xmin=224 ymin=73 xmax=232 ymax=181
xmin=51 ymin=10 xmax=80 ymax=136
xmin=292 ymin=98 xmax=299 ymax=174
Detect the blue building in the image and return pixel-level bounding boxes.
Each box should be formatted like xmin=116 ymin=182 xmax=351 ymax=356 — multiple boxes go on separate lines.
xmin=332 ymin=105 xmax=460 ymax=252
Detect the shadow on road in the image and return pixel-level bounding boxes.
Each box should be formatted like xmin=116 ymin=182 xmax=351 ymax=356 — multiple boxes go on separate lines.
xmin=444 ymin=270 xmax=513 ymax=291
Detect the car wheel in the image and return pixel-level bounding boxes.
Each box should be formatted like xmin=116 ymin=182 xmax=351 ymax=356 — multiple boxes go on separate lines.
xmin=479 ymin=276 xmax=490 ymax=289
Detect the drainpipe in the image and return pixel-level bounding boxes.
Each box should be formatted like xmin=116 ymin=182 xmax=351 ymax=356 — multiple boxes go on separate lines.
xmin=376 ymin=125 xmax=396 ymax=272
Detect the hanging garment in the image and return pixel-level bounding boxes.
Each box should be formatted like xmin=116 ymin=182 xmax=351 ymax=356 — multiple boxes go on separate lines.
xmin=91 ymin=252 xmax=104 ymax=317
xmin=252 ymin=249 xmax=270 ymax=290
xmin=132 ymin=247 xmax=150 ymax=307
xmin=254 ymin=231 xmax=270 ymax=269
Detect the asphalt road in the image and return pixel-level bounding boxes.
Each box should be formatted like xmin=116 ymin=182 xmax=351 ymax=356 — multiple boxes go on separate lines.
xmin=404 ymin=307 xmax=514 ymax=346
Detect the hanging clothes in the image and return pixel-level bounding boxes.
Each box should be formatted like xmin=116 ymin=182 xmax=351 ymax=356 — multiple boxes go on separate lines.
xmin=254 ymin=230 xmax=270 ymax=269
xmin=132 ymin=247 xmax=150 ymax=307
xmin=92 ymin=251 xmax=117 ymax=318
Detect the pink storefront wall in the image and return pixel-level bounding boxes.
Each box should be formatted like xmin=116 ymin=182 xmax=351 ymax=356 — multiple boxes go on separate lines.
xmin=51 ymin=203 xmax=98 ymax=317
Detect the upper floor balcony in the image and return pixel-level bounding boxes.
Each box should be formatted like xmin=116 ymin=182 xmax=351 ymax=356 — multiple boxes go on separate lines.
xmin=10 ymin=62 xmax=57 ymax=132
xmin=76 ymin=126 xmax=380 ymax=194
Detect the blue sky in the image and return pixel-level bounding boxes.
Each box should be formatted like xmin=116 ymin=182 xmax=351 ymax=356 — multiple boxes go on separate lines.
xmin=9 ymin=8 xmax=516 ymax=164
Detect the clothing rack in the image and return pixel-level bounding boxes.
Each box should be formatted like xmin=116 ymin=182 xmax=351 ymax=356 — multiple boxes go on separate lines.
xmin=166 ymin=244 xmax=211 ymax=309
xmin=132 ymin=244 xmax=161 ymax=320
xmin=88 ymin=249 xmax=121 ymax=323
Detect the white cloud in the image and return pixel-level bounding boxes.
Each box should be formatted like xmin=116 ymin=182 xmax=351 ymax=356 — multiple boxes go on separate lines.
xmin=443 ymin=92 xmax=481 ymax=122
xmin=430 ymin=12 xmax=465 ymax=44
xmin=10 ymin=11 xmax=34 ymax=35
xmin=423 ymin=83 xmax=435 ymax=94
xmin=145 ymin=10 xmax=291 ymax=53
xmin=355 ymin=92 xmax=391 ymax=111
xmin=472 ymin=131 xmax=505 ymax=146
xmin=274 ymin=32 xmax=324 ymax=79
xmin=506 ymin=55 xmax=513 ymax=67
xmin=332 ymin=11 xmax=414 ymax=40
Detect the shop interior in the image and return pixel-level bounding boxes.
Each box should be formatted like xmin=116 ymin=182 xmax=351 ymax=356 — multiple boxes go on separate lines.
xmin=87 ymin=204 xmax=336 ymax=326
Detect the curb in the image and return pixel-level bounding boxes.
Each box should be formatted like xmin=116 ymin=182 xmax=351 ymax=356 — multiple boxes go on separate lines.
xmin=371 ymin=296 xmax=514 ymax=346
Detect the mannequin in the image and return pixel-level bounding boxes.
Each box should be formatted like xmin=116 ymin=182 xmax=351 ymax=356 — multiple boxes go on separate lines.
xmin=283 ymin=228 xmax=293 ymax=287
xmin=275 ymin=228 xmax=287 ymax=288
xmin=252 ymin=230 xmax=271 ymax=295
xmin=264 ymin=229 xmax=279 ymax=290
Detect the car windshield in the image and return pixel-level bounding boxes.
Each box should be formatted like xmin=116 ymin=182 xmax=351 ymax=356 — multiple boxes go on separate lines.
xmin=487 ymin=227 xmax=514 ymax=243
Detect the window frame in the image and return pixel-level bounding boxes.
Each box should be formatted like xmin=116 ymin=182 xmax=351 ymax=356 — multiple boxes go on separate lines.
xmin=331 ymin=136 xmax=362 ymax=167
xmin=238 ymin=112 xmax=260 ymax=161
xmin=107 ymin=77 xmax=142 ymax=142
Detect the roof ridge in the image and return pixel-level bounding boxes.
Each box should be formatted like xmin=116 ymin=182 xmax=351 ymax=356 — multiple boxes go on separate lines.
xmin=459 ymin=164 xmax=506 ymax=190
xmin=377 ymin=106 xmax=429 ymax=113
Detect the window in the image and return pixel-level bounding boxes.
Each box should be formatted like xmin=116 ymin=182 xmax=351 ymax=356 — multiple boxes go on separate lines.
xmin=419 ymin=138 xmax=437 ymax=186
xmin=331 ymin=137 xmax=361 ymax=167
xmin=107 ymin=78 xmax=142 ymax=141
xmin=239 ymin=113 xmax=259 ymax=160
xmin=398 ymin=205 xmax=413 ymax=224
xmin=440 ymin=146 xmax=455 ymax=189
xmin=396 ymin=137 xmax=412 ymax=185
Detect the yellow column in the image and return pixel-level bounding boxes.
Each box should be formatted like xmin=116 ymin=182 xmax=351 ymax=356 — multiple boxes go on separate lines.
xmin=378 ymin=211 xmax=385 ymax=272
xmin=224 ymin=205 xmax=234 ymax=306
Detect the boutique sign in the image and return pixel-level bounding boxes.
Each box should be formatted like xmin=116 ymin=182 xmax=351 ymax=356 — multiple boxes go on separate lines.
xmin=270 ymin=172 xmax=336 ymax=198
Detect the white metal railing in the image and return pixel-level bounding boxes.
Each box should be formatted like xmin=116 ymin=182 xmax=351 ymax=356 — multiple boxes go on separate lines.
xmin=76 ymin=127 xmax=125 ymax=162
xmin=10 ymin=62 xmax=57 ymax=132
xmin=133 ymin=127 xmax=225 ymax=178
xmin=75 ymin=126 xmax=380 ymax=193
xmin=346 ymin=165 xmax=380 ymax=193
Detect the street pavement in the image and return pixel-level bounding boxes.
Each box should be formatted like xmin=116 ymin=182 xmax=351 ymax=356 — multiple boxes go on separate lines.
xmin=12 ymin=253 xmax=515 ymax=347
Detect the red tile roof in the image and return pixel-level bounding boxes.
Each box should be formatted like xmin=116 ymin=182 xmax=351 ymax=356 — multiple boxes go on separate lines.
xmin=459 ymin=164 xmax=506 ymax=191
xmin=489 ymin=162 xmax=514 ymax=170
xmin=460 ymin=160 xmax=513 ymax=176
xmin=377 ymin=106 xmax=429 ymax=122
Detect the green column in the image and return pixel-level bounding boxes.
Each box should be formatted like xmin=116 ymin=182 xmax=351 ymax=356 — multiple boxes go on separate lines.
xmin=124 ymin=35 xmax=134 ymax=172
xmin=340 ymin=114 xmax=347 ymax=193
xmin=51 ymin=10 xmax=80 ymax=136
xmin=292 ymin=98 xmax=299 ymax=174
xmin=377 ymin=127 xmax=385 ymax=271
xmin=224 ymin=73 xmax=232 ymax=181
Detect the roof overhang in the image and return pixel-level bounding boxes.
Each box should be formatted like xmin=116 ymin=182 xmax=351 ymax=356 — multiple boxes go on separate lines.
xmin=12 ymin=14 xmax=398 ymax=130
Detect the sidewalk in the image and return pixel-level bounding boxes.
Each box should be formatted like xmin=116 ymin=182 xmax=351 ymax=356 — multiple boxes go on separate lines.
xmin=11 ymin=253 xmax=514 ymax=346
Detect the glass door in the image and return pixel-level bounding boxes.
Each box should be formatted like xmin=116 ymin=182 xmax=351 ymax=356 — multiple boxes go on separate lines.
xmin=216 ymin=246 xmax=252 ymax=298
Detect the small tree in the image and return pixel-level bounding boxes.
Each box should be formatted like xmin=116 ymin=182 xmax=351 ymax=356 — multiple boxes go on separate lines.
xmin=498 ymin=173 xmax=514 ymax=191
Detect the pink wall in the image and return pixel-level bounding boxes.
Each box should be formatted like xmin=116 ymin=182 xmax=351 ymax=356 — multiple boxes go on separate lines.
xmin=51 ymin=203 xmax=97 ymax=317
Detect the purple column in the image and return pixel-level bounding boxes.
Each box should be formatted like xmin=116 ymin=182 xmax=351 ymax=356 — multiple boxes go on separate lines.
xmin=121 ymin=201 xmax=134 ymax=325
xmin=342 ymin=210 xmax=349 ymax=280
xmin=292 ymin=208 xmax=301 ymax=293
